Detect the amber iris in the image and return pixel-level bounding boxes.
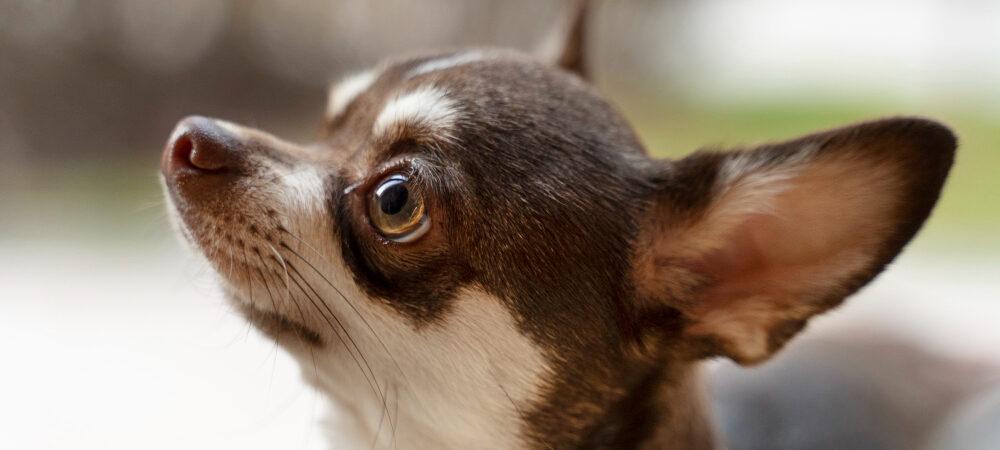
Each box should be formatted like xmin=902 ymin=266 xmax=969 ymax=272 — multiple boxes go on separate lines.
xmin=368 ymin=174 xmax=428 ymax=241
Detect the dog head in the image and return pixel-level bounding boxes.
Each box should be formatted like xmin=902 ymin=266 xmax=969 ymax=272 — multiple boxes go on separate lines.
xmin=160 ymin=4 xmax=955 ymax=448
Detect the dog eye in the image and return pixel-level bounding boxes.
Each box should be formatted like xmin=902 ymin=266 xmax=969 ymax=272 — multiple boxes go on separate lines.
xmin=369 ymin=174 xmax=430 ymax=243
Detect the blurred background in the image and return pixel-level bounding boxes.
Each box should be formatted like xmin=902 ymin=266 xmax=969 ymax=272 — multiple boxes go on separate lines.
xmin=1 ymin=0 xmax=997 ymax=449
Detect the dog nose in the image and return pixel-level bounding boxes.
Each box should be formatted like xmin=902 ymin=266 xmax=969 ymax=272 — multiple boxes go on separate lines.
xmin=161 ymin=116 xmax=247 ymax=177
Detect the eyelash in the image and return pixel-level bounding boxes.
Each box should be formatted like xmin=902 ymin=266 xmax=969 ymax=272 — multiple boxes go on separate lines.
xmin=342 ymin=159 xmax=417 ymax=196
xmin=371 ymin=159 xmax=427 ymax=193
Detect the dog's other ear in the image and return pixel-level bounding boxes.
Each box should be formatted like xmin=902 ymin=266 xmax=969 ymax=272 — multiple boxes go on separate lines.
xmin=537 ymin=0 xmax=590 ymax=78
xmin=634 ymin=118 xmax=955 ymax=365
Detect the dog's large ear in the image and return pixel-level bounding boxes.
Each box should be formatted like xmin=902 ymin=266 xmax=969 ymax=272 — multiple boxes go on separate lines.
xmin=633 ymin=118 xmax=955 ymax=365
xmin=537 ymin=0 xmax=590 ymax=78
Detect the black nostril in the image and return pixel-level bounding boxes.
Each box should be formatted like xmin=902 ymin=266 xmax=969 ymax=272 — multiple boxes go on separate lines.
xmin=162 ymin=130 xmax=200 ymax=176
xmin=169 ymin=134 xmax=196 ymax=170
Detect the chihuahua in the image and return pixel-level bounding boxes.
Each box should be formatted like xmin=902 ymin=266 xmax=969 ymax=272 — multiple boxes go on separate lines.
xmin=160 ymin=2 xmax=955 ymax=448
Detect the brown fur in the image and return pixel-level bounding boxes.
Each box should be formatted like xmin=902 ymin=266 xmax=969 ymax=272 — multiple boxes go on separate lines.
xmin=161 ymin=3 xmax=956 ymax=448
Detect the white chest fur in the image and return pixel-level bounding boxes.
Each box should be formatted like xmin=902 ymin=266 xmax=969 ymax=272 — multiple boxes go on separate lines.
xmin=295 ymin=288 xmax=548 ymax=450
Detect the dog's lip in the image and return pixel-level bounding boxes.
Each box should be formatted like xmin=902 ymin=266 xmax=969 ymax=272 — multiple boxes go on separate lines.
xmin=240 ymin=301 xmax=324 ymax=346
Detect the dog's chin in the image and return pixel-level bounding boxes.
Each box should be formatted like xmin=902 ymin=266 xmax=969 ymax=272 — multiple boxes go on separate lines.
xmin=197 ymin=246 xmax=327 ymax=349
xmin=233 ymin=298 xmax=324 ymax=348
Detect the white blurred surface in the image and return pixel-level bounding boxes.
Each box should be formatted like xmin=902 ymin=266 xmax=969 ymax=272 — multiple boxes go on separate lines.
xmin=0 ymin=240 xmax=326 ymax=450
xmin=675 ymin=0 xmax=1000 ymax=103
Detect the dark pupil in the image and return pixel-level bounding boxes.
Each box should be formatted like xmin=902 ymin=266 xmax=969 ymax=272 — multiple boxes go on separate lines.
xmin=379 ymin=182 xmax=409 ymax=215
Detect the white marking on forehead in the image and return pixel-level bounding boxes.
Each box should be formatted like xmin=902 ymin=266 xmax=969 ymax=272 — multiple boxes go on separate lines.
xmin=373 ymin=86 xmax=461 ymax=140
xmin=326 ymin=70 xmax=377 ymax=120
xmin=407 ymin=51 xmax=485 ymax=78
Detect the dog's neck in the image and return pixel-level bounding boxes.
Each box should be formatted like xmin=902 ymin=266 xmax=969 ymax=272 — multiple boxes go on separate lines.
xmin=314 ymin=355 xmax=717 ymax=449
xmin=574 ymin=364 xmax=717 ymax=450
